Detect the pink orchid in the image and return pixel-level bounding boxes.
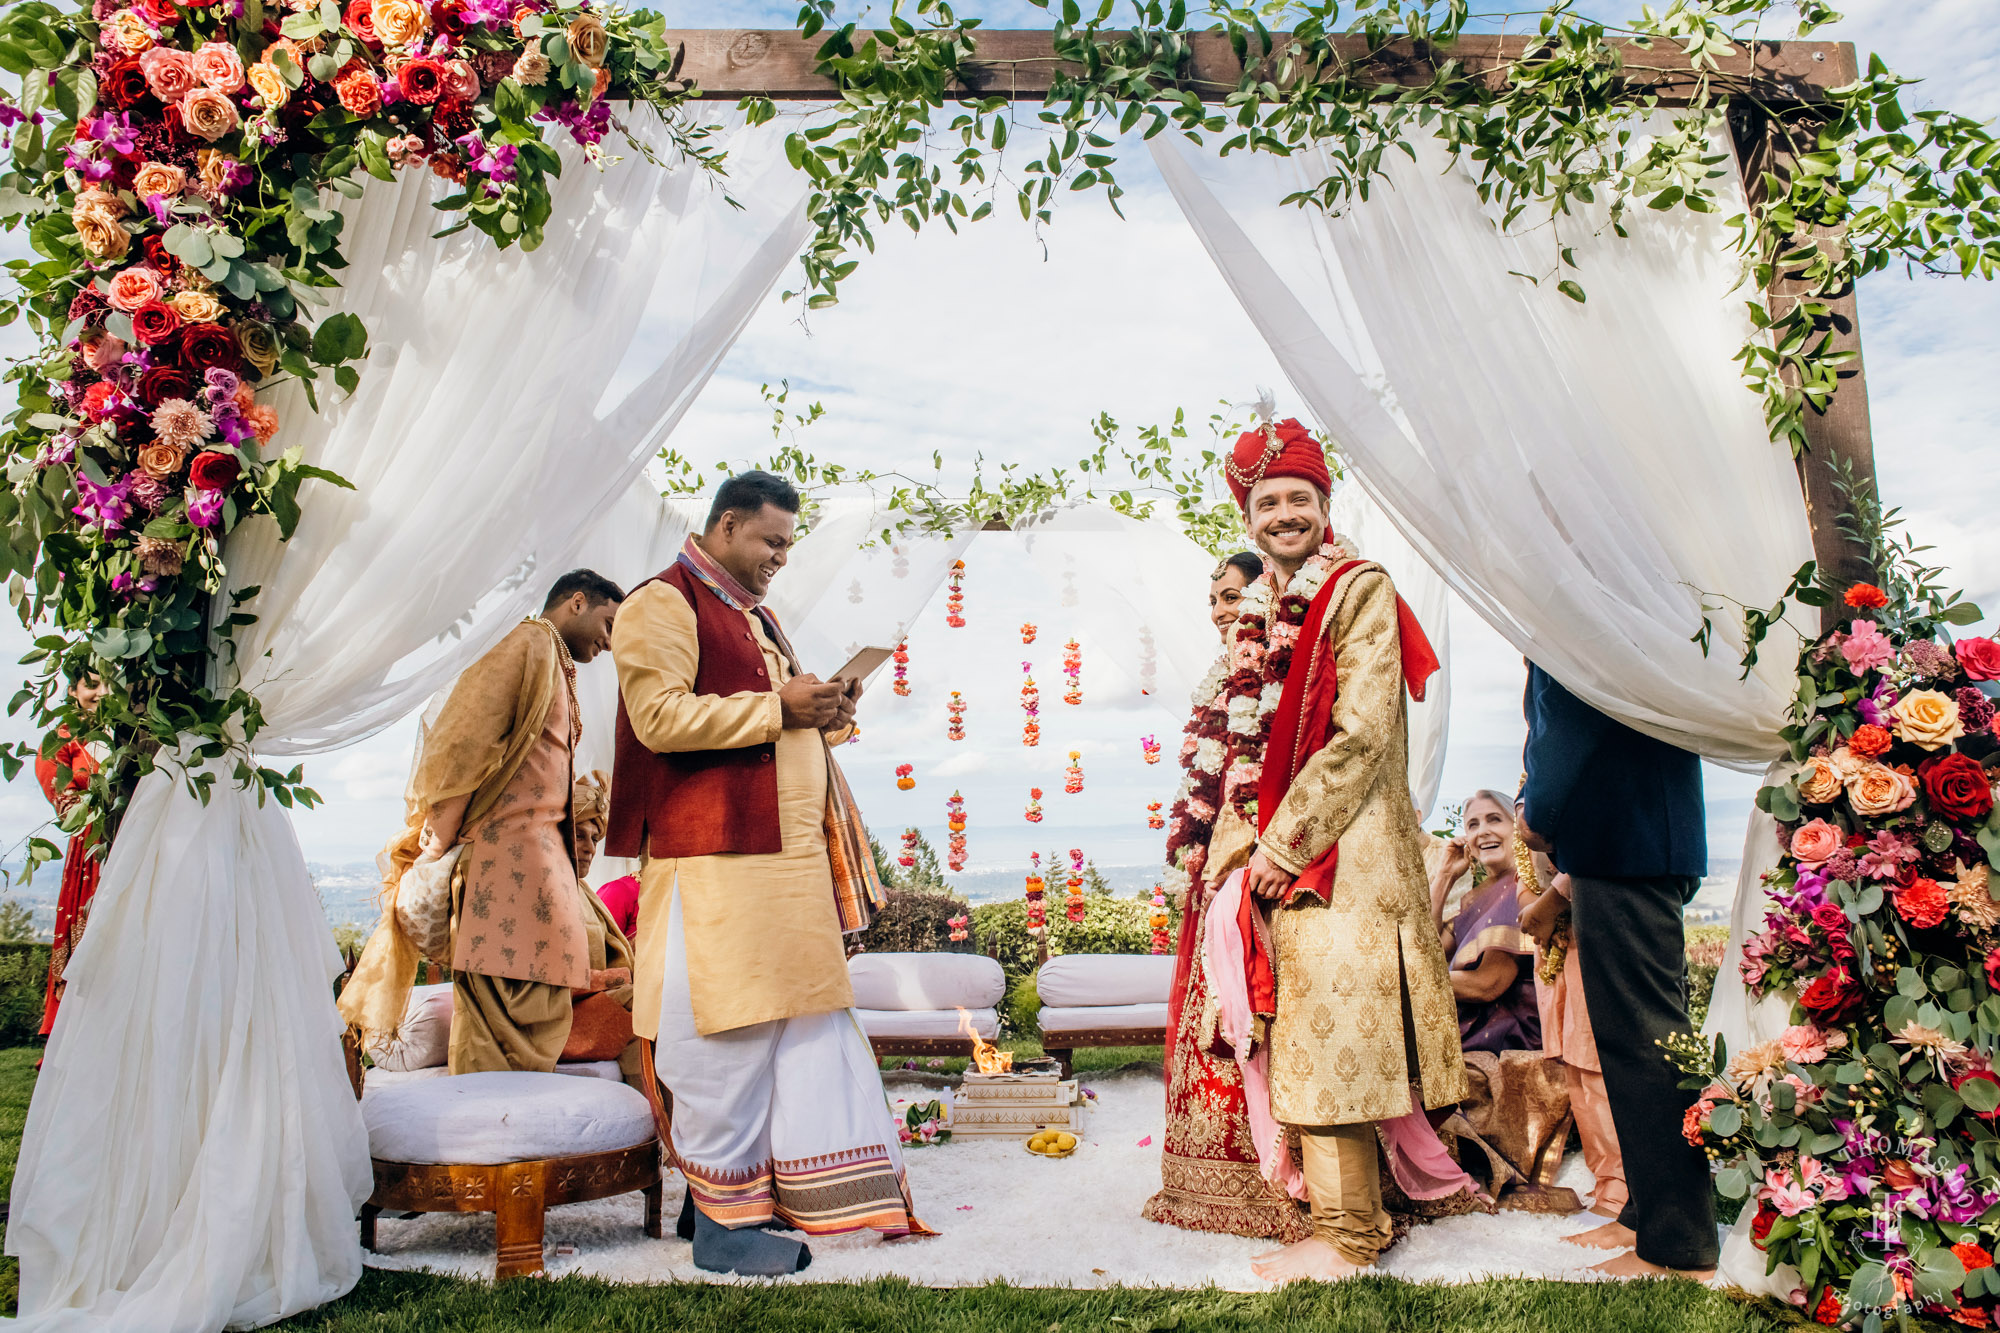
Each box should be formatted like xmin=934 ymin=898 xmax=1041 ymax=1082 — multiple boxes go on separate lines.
xmin=1762 ymin=1172 xmax=1817 ymax=1217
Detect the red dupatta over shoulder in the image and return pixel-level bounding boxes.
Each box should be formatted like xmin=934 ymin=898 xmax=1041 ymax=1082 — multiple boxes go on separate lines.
xmin=1237 ymin=560 xmax=1440 ymax=1021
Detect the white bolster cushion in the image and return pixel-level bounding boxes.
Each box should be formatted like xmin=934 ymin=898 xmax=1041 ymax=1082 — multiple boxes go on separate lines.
xmin=1035 ymin=953 xmax=1174 ymax=1008
xmin=856 ymin=1007 xmax=1000 ymax=1041
xmin=366 ymin=982 xmax=454 ymax=1072
xmin=848 ymin=952 xmax=1005 ymax=1011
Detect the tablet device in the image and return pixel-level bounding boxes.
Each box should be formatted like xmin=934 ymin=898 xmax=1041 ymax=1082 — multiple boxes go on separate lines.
xmin=832 ymin=645 xmax=894 ymax=686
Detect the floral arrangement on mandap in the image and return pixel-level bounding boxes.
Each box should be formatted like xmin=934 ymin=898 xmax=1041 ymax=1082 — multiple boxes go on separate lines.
xmin=1671 ymin=496 xmax=2000 ymax=1329
xmin=0 ymin=0 xmax=705 ymax=865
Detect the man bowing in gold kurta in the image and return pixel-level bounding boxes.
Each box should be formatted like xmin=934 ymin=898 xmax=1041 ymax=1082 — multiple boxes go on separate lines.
xmin=1198 ymin=418 xmax=1467 ymax=1283
xmin=608 ymin=470 xmax=925 ymax=1278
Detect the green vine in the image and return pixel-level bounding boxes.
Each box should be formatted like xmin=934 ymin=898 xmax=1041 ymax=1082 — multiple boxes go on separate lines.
xmin=758 ymin=1 xmax=2000 ymax=458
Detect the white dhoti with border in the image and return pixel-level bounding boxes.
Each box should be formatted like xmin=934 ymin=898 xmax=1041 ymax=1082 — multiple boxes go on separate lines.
xmin=653 ymin=881 xmax=923 ymax=1236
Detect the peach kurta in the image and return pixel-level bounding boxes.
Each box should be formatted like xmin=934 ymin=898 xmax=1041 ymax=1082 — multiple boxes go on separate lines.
xmin=613 ymin=580 xmax=854 ymax=1039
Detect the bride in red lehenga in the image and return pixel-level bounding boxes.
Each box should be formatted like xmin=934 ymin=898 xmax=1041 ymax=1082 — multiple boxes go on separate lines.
xmin=1142 ymin=554 xmax=1311 ymax=1241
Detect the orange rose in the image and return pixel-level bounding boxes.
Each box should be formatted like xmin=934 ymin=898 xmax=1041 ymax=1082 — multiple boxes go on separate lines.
xmin=1789 ymin=818 xmax=1841 ymax=865
xmin=171 ymin=289 xmax=224 ymax=323
xmin=1798 ymin=754 xmax=1844 ymax=806
xmin=371 ymin=0 xmax=429 ymax=46
xmin=132 ymin=161 xmax=187 ymax=199
xmin=1848 ymin=763 xmax=1918 ymax=818
xmin=246 ymin=61 xmax=290 ymax=110
xmin=180 ymin=87 xmax=241 ymax=142
xmin=565 ymin=13 xmax=608 ymax=66
xmin=72 ymin=209 xmax=129 ymax=259
xmin=137 ymin=440 xmax=190 ymax=478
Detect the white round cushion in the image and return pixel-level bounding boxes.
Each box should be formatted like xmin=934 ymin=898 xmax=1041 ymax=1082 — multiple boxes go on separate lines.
xmin=363 ymin=1071 xmax=655 ymax=1165
xmin=1036 ymin=953 xmax=1174 ymax=1008
xmin=848 ymin=952 xmax=1005 ymax=1011
xmin=367 ymin=982 xmax=454 ymax=1072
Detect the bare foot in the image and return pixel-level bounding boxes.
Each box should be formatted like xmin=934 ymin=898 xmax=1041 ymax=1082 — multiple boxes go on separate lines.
xmin=1251 ymin=1237 xmax=1370 ymax=1284
xmin=1592 ymin=1250 xmax=1715 ymax=1281
xmin=1563 ymin=1220 xmax=1637 ymax=1250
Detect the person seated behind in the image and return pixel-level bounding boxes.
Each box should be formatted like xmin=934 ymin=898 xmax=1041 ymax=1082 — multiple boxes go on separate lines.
xmin=1429 ymin=789 xmax=1541 ymax=1053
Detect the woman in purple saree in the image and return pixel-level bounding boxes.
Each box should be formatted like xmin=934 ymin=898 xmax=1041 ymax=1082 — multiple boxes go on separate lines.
xmin=1429 ymin=790 xmax=1542 ymax=1054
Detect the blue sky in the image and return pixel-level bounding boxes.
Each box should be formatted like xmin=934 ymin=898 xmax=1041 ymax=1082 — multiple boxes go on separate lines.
xmin=0 ymin=2 xmax=1993 ymax=889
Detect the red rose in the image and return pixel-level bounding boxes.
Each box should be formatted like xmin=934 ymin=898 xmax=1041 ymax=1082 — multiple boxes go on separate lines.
xmin=1844 ymin=582 xmax=1889 ymax=610
xmin=137 ymin=0 xmax=180 ymax=20
xmin=431 ymin=0 xmax=466 ymax=37
xmin=1958 ymin=637 xmax=2000 ymax=682
xmin=141 ymin=234 xmax=181 ymax=279
xmin=136 ymin=365 xmax=196 ymax=408
xmin=1812 ymin=1288 xmax=1842 ymax=1326
xmin=1799 ymin=969 xmax=1863 ymax=1022
xmin=1895 ymin=876 xmax=1950 ymax=929
xmin=176 ymin=322 xmax=240 ymax=372
xmin=1750 ymin=1205 xmax=1777 ymax=1249
xmin=335 ymin=71 xmax=381 ymax=118
xmin=131 ymin=300 xmax=183 ymax=346
xmin=344 ymin=0 xmax=377 ymax=41
xmin=102 ymin=58 xmax=153 ymax=110
xmin=1922 ymin=753 xmax=1995 ymax=823
xmin=79 ymin=381 xmax=119 ymax=422
xmin=396 ymin=57 xmax=445 ymax=105
xmin=187 ymin=450 xmax=240 ymax=490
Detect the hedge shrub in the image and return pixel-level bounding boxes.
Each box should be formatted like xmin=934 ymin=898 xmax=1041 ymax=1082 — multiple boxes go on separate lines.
xmin=970 ymin=894 xmax=1175 ymax=985
xmin=857 ymin=885 xmax=976 ymax=956
xmin=0 ymin=943 xmax=49 ymax=1046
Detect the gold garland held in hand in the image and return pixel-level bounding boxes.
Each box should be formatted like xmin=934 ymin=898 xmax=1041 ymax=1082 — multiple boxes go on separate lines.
xmin=1515 ymin=837 xmax=1571 ymax=984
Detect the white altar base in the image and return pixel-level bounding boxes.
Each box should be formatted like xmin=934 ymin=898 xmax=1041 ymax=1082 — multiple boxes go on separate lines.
xmin=360 ymin=1070 xmax=1656 ymax=1290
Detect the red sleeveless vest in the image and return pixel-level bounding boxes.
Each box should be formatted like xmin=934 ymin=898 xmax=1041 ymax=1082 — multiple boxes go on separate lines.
xmin=604 ymin=563 xmax=783 ymax=860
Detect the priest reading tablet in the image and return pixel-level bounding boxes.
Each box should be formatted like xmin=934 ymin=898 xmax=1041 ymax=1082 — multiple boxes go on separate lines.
xmin=608 ymin=469 xmax=928 ymax=1276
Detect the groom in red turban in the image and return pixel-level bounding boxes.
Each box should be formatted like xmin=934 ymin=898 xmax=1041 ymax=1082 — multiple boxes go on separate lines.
xmin=1203 ymin=418 xmax=1463 ymax=1284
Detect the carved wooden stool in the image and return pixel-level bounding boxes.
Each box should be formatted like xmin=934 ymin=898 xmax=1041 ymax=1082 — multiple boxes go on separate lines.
xmin=358 ymin=1071 xmax=664 ymax=1280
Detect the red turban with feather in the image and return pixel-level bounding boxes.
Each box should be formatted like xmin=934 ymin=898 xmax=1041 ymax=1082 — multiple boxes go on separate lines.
xmin=1224 ymin=418 xmax=1330 ymax=510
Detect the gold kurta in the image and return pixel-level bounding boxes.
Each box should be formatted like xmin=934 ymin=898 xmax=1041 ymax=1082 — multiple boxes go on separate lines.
xmin=1208 ymin=563 xmax=1467 ymax=1127
xmin=613 ymin=580 xmax=855 ymax=1039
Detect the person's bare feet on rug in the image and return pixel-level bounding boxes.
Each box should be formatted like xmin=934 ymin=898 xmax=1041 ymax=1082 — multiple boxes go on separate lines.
xmin=1563 ymin=1219 xmax=1636 ymax=1250
xmin=1592 ymin=1250 xmax=1715 ymax=1281
xmin=1251 ymin=1237 xmax=1369 ymax=1283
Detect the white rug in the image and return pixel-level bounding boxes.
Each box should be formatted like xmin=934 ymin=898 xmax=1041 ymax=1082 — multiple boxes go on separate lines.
xmin=361 ymin=1070 xmax=1623 ymax=1289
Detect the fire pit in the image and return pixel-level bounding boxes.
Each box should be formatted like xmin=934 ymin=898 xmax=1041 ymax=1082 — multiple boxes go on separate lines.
xmin=946 ymin=1010 xmax=1087 ymax=1138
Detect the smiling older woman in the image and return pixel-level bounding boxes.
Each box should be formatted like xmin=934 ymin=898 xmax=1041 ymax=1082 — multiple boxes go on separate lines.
xmin=1429 ymin=790 xmax=1541 ymax=1053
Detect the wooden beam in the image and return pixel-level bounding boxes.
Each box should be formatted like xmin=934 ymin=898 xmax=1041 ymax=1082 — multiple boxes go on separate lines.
xmin=668 ymin=29 xmax=1855 ymax=106
xmin=1727 ymin=98 xmax=1879 ymax=623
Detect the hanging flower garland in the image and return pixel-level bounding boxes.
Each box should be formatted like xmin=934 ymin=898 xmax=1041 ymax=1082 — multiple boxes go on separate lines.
xmin=1146 ymin=801 xmax=1164 ymax=830
xmin=897 ymin=827 xmax=919 ymax=871
xmin=945 ymin=690 xmax=966 ymax=742
xmin=1160 ymin=541 xmax=1348 ymax=898
xmin=1020 ymin=621 xmax=1036 ymax=645
xmin=1064 ymin=848 xmax=1086 ymax=923
xmin=1061 ymin=638 xmax=1082 ymax=705
xmin=1024 ymin=786 xmax=1043 ymax=823
xmin=895 ymin=762 xmax=914 ymax=791
xmin=944 ymin=558 xmax=965 ymax=628
xmin=0 ymin=0 xmax=709 ymax=838
xmin=1024 ymin=853 xmax=1046 ymax=940
xmin=891 ymin=639 xmax=910 ymax=697
xmin=947 ymin=912 xmax=969 ymax=944
xmin=1148 ymin=886 xmax=1170 ymax=954
xmin=1020 ymin=662 xmax=1040 ymax=747
xmin=945 ymin=790 xmax=966 ymax=872
xmin=1064 ymin=749 xmax=1083 ymax=794
xmin=1140 ymin=734 xmax=1161 ymax=765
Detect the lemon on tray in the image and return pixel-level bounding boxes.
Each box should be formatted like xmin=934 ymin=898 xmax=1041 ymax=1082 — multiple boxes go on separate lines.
xmin=1026 ymin=1130 xmax=1078 ymax=1157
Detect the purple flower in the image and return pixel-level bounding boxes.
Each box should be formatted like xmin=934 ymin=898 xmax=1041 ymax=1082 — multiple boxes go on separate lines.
xmin=538 ymin=97 xmax=612 ymax=148
xmin=1823 ymin=850 xmax=1860 ymax=884
xmin=128 ymin=474 xmax=172 ymax=513
xmin=82 ymin=111 xmax=135 ymax=154
xmin=185 ymin=486 xmax=226 ymax=529
xmin=203 ymin=367 xmax=241 ymax=403
xmin=0 ymin=103 xmax=25 ymax=130
xmin=36 ymin=434 xmax=76 ymax=468
xmin=1857 ymin=680 xmax=1897 ymax=728
xmin=72 ymin=473 xmax=134 ymax=533
xmin=1957 ymin=686 xmax=1996 ymax=734
xmin=202 ymin=157 xmax=252 ymax=197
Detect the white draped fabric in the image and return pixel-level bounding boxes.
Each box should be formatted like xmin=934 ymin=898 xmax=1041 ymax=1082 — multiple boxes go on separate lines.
xmin=1153 ymin=118 xmax=1816 ymax=1067
xmin=6 ymin=108 xmax=811 ymax=1332
xmin=1151 ymin=118 xmax=1813 ymax=763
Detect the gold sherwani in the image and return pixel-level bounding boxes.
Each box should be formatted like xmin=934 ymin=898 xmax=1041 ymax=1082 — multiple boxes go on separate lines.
xmin=613 ymin=581 xmax=855 ymax=1039
xmin=1207 ymin=563 xmax=1467 ymax=1127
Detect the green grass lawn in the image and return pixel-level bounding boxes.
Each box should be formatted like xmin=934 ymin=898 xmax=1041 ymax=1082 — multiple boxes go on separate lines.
xmin=0 ymin=1045 xmax=1807 ymax=1332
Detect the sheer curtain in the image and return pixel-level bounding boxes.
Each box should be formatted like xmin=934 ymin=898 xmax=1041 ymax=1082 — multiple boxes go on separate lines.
xmin=1152 ymin=117 xmax=1812 ymax=763
xmin=7 ymin=107 xmax=810 ymax=1333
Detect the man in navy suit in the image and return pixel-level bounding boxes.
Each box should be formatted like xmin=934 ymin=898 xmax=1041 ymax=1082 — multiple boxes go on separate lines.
xmin=1518 ymin=662 xmax=1718 ymax=1277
